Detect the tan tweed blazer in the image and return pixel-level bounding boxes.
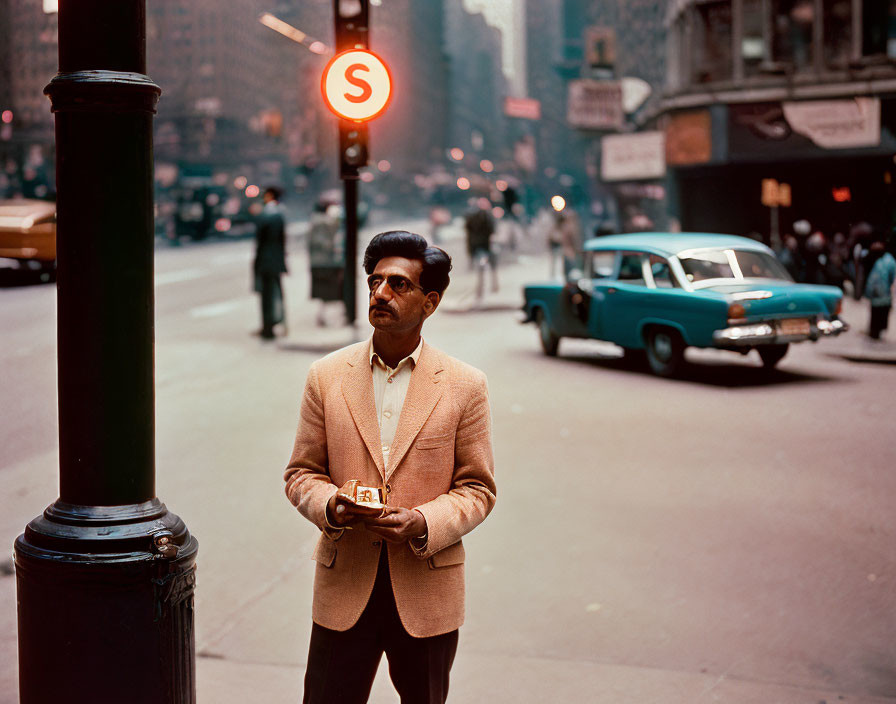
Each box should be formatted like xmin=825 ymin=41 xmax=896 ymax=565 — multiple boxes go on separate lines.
xmin=284 ymin=340 xmax=496 ymax=638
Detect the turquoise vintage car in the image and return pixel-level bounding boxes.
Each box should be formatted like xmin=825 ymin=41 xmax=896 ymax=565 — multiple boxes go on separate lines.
xmin=522 ymin=233 xmax=848 ymax=376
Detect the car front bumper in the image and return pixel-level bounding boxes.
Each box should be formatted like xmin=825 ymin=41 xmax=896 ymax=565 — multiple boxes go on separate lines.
xmin=712 ymin=317 xmax=848 ymax=346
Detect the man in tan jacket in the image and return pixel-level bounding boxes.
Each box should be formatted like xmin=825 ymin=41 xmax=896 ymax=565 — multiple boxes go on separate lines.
xmin=284 ymin=230 xmax=496 ymax=703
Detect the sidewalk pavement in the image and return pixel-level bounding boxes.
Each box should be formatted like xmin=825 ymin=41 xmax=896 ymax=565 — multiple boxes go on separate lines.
xmin=822 ymin=296 xmax=896 ymax=364
xmin=196 ymin=247 xmax=895 ymax=703
xmin=6 ymin=221 xmax=891 ymax=702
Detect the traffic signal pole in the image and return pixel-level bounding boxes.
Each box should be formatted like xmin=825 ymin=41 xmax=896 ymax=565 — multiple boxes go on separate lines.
xmin=14 ymin=2 xmax=198 ymax=702
xmin=333 ymin=0 xmax=371 ymax=327
xmin=343 ymin=173 xmax=359 ymax=324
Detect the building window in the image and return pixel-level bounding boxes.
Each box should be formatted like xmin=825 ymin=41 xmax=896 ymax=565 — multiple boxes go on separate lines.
xmin=742 ymin=0 xmax=767 ymax=76
xmin=693 ymin=1 xmax=733 ymax=83
xmin=772 ymin=0 xmax=815 ymax=69
xmin=823 ymin=0 xmax=853 ymax=68
xmin=863 ymin=0 xmax=896 ymax=58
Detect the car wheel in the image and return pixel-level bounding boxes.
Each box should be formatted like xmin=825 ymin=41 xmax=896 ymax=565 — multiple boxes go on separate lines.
xmin=535 ymin=309 xmax=560 ymax=357
xmin=645 ymin=327 xmax=685 ymax=377
xmin=758 ymin=343 xmax=789 ymax=369
xmin=39 ymin=261 xmax=56 ymax=284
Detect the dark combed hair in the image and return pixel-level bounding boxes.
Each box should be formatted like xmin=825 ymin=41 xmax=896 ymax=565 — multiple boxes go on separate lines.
xmin=263 ymin=185 xmax=283 ymax=200
xmin=363 ymin=231 xmax=452 ymax=296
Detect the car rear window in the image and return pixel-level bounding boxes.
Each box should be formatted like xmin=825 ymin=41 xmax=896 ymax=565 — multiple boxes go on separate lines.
xmin=735 ymin=250 xmax=792 ymax=280
xmin=678 ymin=248 xmax=792 ymax=285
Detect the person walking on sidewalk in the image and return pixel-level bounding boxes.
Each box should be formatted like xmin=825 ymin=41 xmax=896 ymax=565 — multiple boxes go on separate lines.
xmin=306 ymin=199 xmax=343 ymax=327
xmin=864 ymin=239 xmax=896 ymax=340
xmin=558 ymin=209 xmax=584 ymax=278
xmin=548 ymin=208 xmax=584 ymax=280
xmin=284 ymin=230 xmax=497 ymax=704
xmin=464 ymin=197 xmax=499 ymax=302
xmin=252 ymin=186 xmax=288 ymax=339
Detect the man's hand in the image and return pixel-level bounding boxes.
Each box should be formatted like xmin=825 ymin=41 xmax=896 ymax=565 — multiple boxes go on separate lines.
xmin=364 ymin=507 xmax=427 ymax=544
xmin=326 ymin=482 xmax=383 ymax=527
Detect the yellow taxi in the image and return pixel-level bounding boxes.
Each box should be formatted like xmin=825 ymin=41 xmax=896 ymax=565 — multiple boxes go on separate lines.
xmin=0 ymin=199 xmax=56 ymax=277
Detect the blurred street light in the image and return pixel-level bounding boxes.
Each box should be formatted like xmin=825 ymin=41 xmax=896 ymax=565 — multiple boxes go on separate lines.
xmin=259 ymin=13 xmax=329 ymax=54
xmin=551 ymin=195 xmax=566 ymax=211
xmin=338 ymin=0 xmax=363 ymax=16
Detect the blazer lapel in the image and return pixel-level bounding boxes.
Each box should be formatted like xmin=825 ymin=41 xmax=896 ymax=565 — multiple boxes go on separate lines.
xmin=385 ymin=343 xmax=444 ymax=481
xmin=341 ymin=344 xmax=386 ymax=479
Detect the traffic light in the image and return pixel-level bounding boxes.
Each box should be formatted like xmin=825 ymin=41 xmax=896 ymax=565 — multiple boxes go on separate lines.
xmin=339 ymin=121 xmax=368 ymax=178
xmin=333 ymin=1 xmax=370 ymax=178
xmin=334 ymin=0 xmax=369 ymax=52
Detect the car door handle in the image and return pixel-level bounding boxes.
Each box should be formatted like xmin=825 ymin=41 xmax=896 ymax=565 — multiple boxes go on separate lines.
xmin=607 ymin=288 xmax=617 ymax=294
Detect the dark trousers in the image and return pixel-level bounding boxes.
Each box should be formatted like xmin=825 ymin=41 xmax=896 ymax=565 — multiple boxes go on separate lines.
xmin=302 ymin=547 xmax=459 ymax=704
xmin=258 ymin=273 xmax=283 ymax=335
xmin=869 ymin=304 xmax=891 ymax=339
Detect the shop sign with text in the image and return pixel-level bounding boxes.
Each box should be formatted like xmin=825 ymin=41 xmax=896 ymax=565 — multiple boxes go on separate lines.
xmin=567 ymin=80 xmax=623 ymax=130
xmin=782 ymin=98 xmax=880 ymax=149
xmin=601 ymin=131 xmax=665 ymax=181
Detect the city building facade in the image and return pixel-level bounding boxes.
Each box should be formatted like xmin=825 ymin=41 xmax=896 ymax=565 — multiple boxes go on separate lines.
xmin=524 ymin=0 xmax=669 ymax=232
xmin=365 ymin=0 xmax=450 ymax=209
xmin=1 ymin=0 xmax=512 ymax=217
xmin=659 ymin=0 xmax=896 ymax=240
xmin=0 ymin=0 xmax=57 ymax=199
xmin=147 ymin=0 xmax=319 ymax=189
xmin=444 ymin=0 xmax=509 ymax=171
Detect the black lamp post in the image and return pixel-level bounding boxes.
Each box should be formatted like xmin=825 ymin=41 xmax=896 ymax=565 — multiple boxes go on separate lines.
xmin=14 ymin=2 xmax=198 ymax=702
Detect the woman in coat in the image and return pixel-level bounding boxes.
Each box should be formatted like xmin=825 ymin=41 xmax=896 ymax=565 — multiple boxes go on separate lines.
xmin=864 ymin=240 xmax=896 ymax=340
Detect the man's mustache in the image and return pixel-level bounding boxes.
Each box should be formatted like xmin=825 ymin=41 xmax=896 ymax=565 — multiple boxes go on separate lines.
xmin=370 ymin=304 xmax=395 ymax=316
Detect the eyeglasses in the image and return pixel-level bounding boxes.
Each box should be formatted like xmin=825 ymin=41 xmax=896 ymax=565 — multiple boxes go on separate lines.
xmin=367 ymin=274 xmax=425 ymax=296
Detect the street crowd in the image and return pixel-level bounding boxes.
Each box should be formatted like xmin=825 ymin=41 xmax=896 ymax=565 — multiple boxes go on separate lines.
xmin=769 ymin=219 xmax=896 ymax=339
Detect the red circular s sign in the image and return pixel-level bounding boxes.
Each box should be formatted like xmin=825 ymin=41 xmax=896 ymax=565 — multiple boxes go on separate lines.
xmin=322 ymin=49 xmax=392 ymax=122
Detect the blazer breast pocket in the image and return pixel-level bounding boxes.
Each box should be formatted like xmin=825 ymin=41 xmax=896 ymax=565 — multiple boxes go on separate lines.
xmin=415 ymin=432 xmax=454 ymax=450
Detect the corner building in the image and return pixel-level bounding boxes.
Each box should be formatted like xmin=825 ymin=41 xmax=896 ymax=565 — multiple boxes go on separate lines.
xmin=660 ymin=0 xmax=896 ymax=237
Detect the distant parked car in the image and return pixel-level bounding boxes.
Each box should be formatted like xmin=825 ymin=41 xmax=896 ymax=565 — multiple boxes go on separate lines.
xmin=0 ymin=199 xmax=56 ymax=280
xmin=522 ymin=232 xmax=848 ymax=376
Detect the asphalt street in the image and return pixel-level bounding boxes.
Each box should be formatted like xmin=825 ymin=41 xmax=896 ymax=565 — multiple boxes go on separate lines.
xmin=1 ymin=214 xmax=895 ymax=703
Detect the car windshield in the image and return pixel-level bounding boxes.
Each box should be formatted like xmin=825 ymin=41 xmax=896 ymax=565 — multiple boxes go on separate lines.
xmin=677 ymin=248 xmax=792 ymax=287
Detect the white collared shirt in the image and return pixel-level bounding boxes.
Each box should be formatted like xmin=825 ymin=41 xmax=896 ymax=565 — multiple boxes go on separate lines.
xmin=369 ymin=337 xmax=423 ymax=469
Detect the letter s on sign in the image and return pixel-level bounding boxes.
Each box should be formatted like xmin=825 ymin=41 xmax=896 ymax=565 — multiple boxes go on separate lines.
xmin=321 ymin=49 xmax=391 ymax=121
xmin=344 ymin=64 xmax=372 ymax=104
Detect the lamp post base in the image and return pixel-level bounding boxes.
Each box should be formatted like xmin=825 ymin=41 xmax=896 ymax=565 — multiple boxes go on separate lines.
xmin=15 ymin=499 xmax=198 ymax=704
